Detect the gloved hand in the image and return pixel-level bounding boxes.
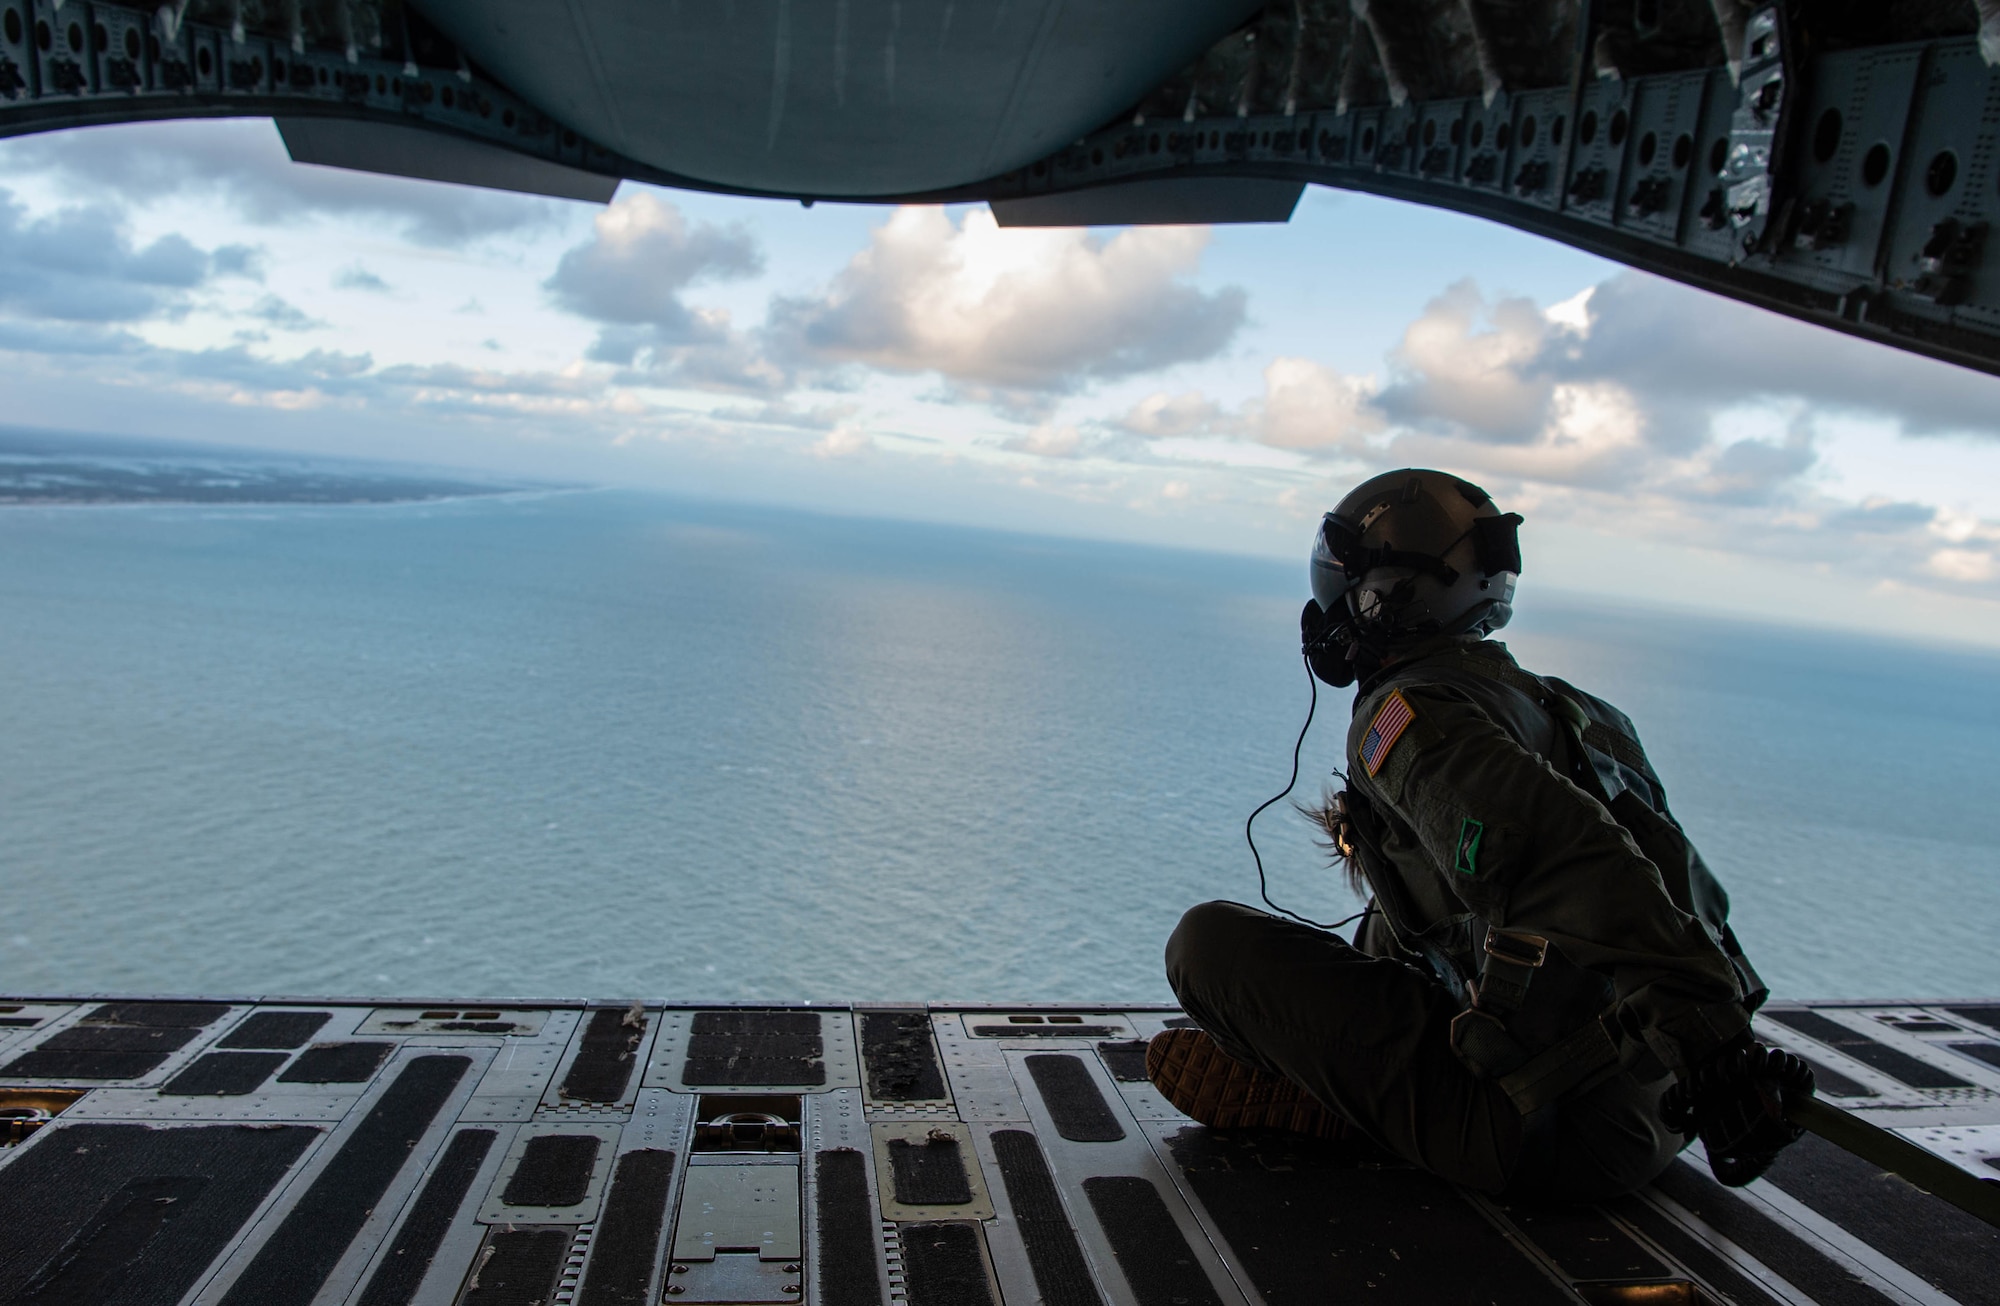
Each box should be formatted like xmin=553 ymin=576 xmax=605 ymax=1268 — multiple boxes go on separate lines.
xmin=1660 ymin=1039 xmax=1815 ymax=1187
xmin=1301 ymin=600 xmax=1354 ymax=688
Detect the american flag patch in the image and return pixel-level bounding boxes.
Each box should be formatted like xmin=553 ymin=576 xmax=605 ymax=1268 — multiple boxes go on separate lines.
xmin=1361 ymin=690 xmax=1415 ymax=776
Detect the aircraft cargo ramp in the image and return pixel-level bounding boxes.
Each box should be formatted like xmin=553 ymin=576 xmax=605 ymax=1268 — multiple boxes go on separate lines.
xmin=0 ymin=996 xmax=1995 ymax=1306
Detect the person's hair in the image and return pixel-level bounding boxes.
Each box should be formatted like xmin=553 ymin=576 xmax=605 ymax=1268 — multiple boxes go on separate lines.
xmin=1301 ymin=785 xmax=1369 ymax=900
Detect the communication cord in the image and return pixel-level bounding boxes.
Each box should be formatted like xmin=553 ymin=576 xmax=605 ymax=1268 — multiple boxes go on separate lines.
xmin=1244 ymin=653 xmax=1372 ymax=934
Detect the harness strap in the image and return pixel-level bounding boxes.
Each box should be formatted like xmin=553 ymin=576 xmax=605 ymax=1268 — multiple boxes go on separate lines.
xmin=1541 ymin=674 xmax=1652 ymax=773
xmin=1473 ymin=928 xmax=1548 ymax=1015
xmin=1495 ymin=1015 xmax=1624 ymax=1116
xmin=1449 ymin=1003 xmax=1624 ymax=1117
xmin=1430 ymin=654 xmax=1652 ymax=783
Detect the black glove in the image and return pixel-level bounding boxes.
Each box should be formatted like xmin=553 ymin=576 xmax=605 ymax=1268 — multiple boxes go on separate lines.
xmin=1660 ymin=1039 xmax=1815 ymax=1187
xmin=1301 ymin=600 xmax=1355 ymax=688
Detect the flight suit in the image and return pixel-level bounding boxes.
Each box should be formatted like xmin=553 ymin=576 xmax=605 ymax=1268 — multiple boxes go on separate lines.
xmin=1167 ymin=637 xmax=1764 ymax=1200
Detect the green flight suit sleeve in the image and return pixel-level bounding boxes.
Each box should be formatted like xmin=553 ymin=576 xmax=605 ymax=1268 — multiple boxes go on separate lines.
xmin=1355 ymin=681 xmax=1750 ymax=1078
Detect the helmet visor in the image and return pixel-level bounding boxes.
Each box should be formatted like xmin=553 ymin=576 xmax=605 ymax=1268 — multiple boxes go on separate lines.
xmin=1309 ymin=518 xmax=1351 ymax=613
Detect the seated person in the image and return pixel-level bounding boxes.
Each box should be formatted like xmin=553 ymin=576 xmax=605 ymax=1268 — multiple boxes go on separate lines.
xmin=1147 ymin=469 xmax=1812 ymax=1200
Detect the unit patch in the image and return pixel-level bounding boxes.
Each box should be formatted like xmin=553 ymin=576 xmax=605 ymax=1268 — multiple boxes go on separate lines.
xmin=1455 ymin=818 xmax=1484 ymax=875
xmin=1360 ymin=690 xmax=1416 ymax=776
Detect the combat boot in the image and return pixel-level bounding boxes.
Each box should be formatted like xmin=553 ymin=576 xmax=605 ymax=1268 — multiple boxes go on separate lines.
xmin=1145 ymin=1027 xmax=1353 ymax=1141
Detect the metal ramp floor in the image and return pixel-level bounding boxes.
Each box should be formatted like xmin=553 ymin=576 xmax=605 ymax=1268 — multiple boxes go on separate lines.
xmin=0 ymin=997 xmax=1996 ymax=1306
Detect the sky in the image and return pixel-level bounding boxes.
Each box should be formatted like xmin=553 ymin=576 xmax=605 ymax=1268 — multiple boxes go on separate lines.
xmin=7 ymin=118 xmax=2000 ymax=645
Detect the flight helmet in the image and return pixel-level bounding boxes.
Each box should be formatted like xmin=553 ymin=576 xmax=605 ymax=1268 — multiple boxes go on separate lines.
xmin=1310 ymin=469 xmax=1523 ymax=648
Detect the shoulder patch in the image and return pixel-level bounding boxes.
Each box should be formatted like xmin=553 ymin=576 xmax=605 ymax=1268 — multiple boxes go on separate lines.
xmin=1454 ymin=817 xmax=1484 ymax=875
xmin=1361 ymin=689 xmax=1417 ymax=776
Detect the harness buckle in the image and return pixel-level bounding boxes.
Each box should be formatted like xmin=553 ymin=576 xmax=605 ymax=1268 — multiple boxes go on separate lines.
xmin=1485 ymin=930 xmax=1549 ymax=970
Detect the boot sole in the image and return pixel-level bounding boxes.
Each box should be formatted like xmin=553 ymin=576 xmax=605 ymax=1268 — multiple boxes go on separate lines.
xmin=1144 ymin=1027 xmax=1347 ymax=1140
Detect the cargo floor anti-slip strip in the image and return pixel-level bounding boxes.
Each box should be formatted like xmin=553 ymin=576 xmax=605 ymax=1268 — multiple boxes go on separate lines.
xmin=1946 ymin=1005 xmax=2000 ymax=1035
xmin=1760 ymin=1131 xmax=2000 ymax=1302
xmin=899 ymin=1223 xmax=996 ymax=1306
xmin=888 ymin=1135 xmax=974 ymax=1206
xmin=1163 ymin=1127 xmax=1570 ymax=1305
xmin=969 ymin=1025 xmax=1119 ymax=1038
xmin=1024 ymin=1054 xmax=1125 ymax=1142
xmin=1094 ymin=1040 xmax=1151 ymax=1083
xmin=682 ymin=1009 xmax=827 ymax=1086
xmin=354 ymin=1129 xmax=499 ymax=1306
xmin=21 ymin=1175 xmax=213 ymax=1304
xmin=462 ymin=1228 xmax=573 ymax=1306
xmin=815 ymin=1149 xmax=884 ymax=1306
xmin=81 ymin=1001 xmax=232 ymax=1028
xmin=1081 ymin=1177 xmax=1224 ymax=1306
xmin=990 ymin=1129 xmax=1103 ymax=1306
xmin=501 ymin=1134 xmax=603 ymax=1208
xmin=280 ymin=1041 xmax=396 ymax=1084
xmin=575 ymin=1149 xmax=677 ymax=1306
xmin=1949 ymin=1040 xmax=2000 ymax=1070
xmin=0 ymin=1048 xmax=176 ymax=1079
xmin=1649 ymin=1157 xmax=1897 ymax=1306
xmin=161 ymin=1050 xmax=289 ymax=1096
xmin=220 ymin=1010 xmax=332 ymax=1049
xmin=0 ymin=1122 xmax=316 ymax=1305
xmin=860 ymin=1010 xmax=948 ymax=1101
xmin=1794 ymin=1054 xmax=1873 ymax=1099
xmin=560 ymin=1008 xmax=646 ymax=1104
xmin=2 ymin=1021 xmax=202 ymax=1079
xmin=1765 ymin=1009 xmax=1972 ymax=1090
xmin=217 ymin=1053 xmax=472 ymax=1306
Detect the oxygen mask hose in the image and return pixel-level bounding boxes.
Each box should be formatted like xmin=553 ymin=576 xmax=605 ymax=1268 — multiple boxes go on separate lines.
xmin=1243 ymin=653 xmax=1370 ymax=933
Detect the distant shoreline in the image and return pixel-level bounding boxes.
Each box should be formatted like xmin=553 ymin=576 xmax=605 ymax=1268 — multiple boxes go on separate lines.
xmin=0 ymin=458 xmax=545 ymax=507
xmin=0 ymin=426 xmax=556 ymax=508
xmin=0 ymin=489 xmax=525 ymax=507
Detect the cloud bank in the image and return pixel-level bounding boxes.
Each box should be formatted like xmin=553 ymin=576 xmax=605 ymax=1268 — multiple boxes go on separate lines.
xmin=1 ymin=112 xmax=1996 ymax=614
xmin=767 ymin=207 xmax=1245 ymax=411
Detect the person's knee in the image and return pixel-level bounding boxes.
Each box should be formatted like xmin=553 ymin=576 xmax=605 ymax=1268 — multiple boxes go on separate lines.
xmin=1165 ymin=900 xmax=1259 ymax=996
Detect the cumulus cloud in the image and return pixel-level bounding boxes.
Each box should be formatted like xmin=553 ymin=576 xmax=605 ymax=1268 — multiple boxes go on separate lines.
xmin=1823 ymin=499 xmax=1936 ymax=533
xmin=1563 ymin=273 xmax=2000 ymax=441
xmin=1079 ymin=270 xmax=2000 ymax=596
xmin=333 ymin=264 xmax=391 ymax=293
xmin=1249 ymin=358 xmax=1384 ymax=452
xmin=1116 ymin=391 xmax=1225 ymax=438
xmin=0 ymin=320 xmax=147 ymax=355
xmin=0 ymin=190 xmax=240 ymax=324
xmin=0 ymin=120 xmax=574 ymax=247
xmin=1681 ymin=416 xmax=1817 ymax=505
xmin=545 ymin=193 xmax=761 ymax=332
xmin=544 ymin=193 xmax=777 ymax=393
xmin=1113 ymin=357 xmax=1382 ymax=457
xmin=1355 ymin=277 xmax=2000 ymax=592
xmin=709 ymin=400 xmax=859 ymax=431
xmin=1917 ymin=508 xmax=2000 ymax=584
xmin=811 ymin=428 xmax=874 ymax=458
xmin=175 ymin=345 xmax=374 ymax=390
xmin=1295 ymin=279 xmax=1812 ymax=502
xmin=1002 ymin=422 xmax=1084 ymax=459
xmin=539 ymin=200 xmax=1243 ymax=410
xmin=1926 ymin=548 xmax=1996 ymax=582
xmin=1286 ymin=273 xmax=2000 ymax=510
xmin=249 ymin=295 xmax=324 ymax=332
xmin=1377 ymin=280 xmax=1558 ymax=442
xmin=767 ymin=206 xmax=1245 ymax=406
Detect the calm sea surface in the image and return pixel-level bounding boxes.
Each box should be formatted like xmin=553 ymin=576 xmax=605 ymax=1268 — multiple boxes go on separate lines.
xmin=2 ymin=490 xmax=1996 ymax=1003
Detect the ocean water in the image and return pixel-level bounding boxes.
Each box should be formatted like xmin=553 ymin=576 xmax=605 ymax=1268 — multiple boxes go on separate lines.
xmin=1 ymin=490 xmax=1996 ymax=1004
